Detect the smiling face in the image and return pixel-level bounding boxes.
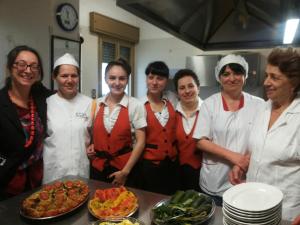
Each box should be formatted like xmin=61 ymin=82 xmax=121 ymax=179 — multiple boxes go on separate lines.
xmin=264 ymin=64 xmax=295 ymax=103
xmin=105 ymin=65 xmax=128 ymax=97
xmin=146 ymin=73 xmax=168 ymax=96
xmin=219 ymin=65 xmax=245 ymax=93
xmin=54 ymin=64 xmax=79 ymax=99
xmin=10 ymin=51 xmax=40 ymax=90
xmin=177 ymin=75 xmax=199 ymax=104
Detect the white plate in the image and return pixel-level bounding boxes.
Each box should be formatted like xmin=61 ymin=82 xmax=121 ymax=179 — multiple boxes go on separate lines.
xmin=223 ymin=212 xmax=281 ymax=225
xmin=223 ymin=183 xmax=283 ymax=212
xmin=223 ymin=202 xmax=282 ymax=216
xmin=222 ymin=207 xmax=281 ymax=222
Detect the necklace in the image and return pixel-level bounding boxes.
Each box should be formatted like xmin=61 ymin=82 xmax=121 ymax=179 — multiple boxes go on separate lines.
xmin=24 ymin=97 xmax=36 ymax=148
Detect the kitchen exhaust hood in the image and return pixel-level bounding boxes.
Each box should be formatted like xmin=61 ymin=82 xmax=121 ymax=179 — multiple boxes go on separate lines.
xmin=117 ymin=0 xmax=300 ymax=50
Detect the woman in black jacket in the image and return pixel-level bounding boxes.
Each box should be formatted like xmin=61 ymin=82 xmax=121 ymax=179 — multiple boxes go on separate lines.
xmin=0 ymin=45 xmax=52 ymax=199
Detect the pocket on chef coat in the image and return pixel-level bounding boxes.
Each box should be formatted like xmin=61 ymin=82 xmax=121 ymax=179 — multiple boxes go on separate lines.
xmin=274 ymin=143 xmax=300 ymax=162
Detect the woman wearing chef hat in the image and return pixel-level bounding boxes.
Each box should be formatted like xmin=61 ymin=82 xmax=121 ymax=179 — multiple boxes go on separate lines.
xmin=43 ymin=53 xmax=93 ymax=184
xmin=88 ymin=58 xmax=146 ymax=187
xmin=193 ymin=54 xmax=264 ymax=205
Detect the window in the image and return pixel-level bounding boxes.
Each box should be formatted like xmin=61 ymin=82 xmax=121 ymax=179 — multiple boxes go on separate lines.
xmin=98 ymin=36 xmax=134 ymax=97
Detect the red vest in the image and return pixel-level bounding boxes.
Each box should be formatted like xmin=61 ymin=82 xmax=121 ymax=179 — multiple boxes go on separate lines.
xmin=92 ymin=104 xmax=132 ymax=171
xmin=143 ymin=101 xmax=177 ymax=161
xmin=176 ymin=111 xmax=202 ymax=169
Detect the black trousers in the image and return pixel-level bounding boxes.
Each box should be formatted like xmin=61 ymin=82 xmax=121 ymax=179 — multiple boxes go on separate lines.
xmin=90 ymin=164 xmax=139 ymax=188
xmin=138 ymin=158 xmax=180 ymax=195
xmin=179 ymin=164 xmax=201 ymax=192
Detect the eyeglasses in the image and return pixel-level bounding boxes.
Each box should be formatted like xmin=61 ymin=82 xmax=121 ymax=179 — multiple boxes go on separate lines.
xmin=13 ymin=60 xmax=40 ymax=72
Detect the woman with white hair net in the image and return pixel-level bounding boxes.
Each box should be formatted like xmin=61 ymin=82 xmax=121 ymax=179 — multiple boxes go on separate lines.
xmin=193 ymin=54 xmax=265 ymax=205
xmin=43 ymin=53 xmax=93 ymax=184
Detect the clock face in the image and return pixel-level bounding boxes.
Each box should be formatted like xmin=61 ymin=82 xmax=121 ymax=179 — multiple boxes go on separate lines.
xmin=56 ymin=3 xmax=78 ymax=31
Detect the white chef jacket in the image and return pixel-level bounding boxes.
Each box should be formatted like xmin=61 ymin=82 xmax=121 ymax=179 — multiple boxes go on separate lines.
xmin=193 ymin=92 xmax=264 ymax=196
xmin=140 ymin=90 xmax=178 ymax=127
xmin=43 ymin=93 xmax=93 ymax=184
xmin=176 ymin=97 xmax=203 ymax=134
xmin=247 ymin=96 xmax=300 ymax=221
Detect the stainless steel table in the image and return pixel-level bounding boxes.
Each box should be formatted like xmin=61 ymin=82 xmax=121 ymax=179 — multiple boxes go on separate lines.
xmin=0 ymin=176 xmax=289 ymax=225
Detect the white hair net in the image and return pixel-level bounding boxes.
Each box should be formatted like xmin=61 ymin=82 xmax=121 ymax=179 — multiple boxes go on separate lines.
xmin=215 ymin=54 xmax=248 ymax=82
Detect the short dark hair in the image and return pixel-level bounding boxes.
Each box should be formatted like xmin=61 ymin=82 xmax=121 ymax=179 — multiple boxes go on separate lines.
xmin=219 ymin=63 xmax=246 ymax=76
xmin=6 ymin=45 xmax=44 ymax=85
xmin=105 ymin=58 xmax=131 ymax=77
xmin=145 ymin=61 xmax=169 ymax=78
xmin=173 ymin=69 xmax=200 ymax=92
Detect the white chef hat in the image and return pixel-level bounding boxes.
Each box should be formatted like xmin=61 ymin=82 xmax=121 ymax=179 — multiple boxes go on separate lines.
xmin=53 ymin=53 xmax=79 ymax=70
xmin=215 ymin=54 xmax=248 ymax=82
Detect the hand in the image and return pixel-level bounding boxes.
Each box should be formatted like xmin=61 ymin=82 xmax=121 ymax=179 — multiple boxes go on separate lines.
xmin=292 ymin=215 xmax=300 ymax=225
xmin=86 ymin=144 xmax=95 ymax=159
xmin=229 ymin=165 xmax=246 ymax=185
xmin=229 ymin=152 xmax=250 ymax=172
xmin=109 ymin=170 xmax=129 ymax=186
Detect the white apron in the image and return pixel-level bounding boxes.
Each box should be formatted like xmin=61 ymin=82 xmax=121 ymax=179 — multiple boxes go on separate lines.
xmin=43 ymin=93 xmax=92 ymax=184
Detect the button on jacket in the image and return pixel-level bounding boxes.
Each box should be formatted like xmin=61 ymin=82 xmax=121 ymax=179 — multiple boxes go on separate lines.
xmin=193 ymin=92 xmax=264 ymax=196
xmin=247 ymin=96 xmax=300 ymax=221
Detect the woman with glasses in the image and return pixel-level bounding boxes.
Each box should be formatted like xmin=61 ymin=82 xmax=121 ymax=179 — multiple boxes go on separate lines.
xmin=0 ymin=45 xmax=52 ymax=199
xmin=43 ymin=53 xmax=93 ymax=184
xmin=193 ymin=54 xmax=264 ymax=205
xmin=87 ymin=58 xmax=146 ymax=187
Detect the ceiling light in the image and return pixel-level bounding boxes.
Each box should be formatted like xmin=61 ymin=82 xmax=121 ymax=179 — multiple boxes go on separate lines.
xmin=283 ymin=18 xmax=299 ymax=44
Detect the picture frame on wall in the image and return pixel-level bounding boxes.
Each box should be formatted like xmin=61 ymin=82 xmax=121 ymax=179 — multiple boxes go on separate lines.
xmin=51 ymin=35 xmax=81 ymax=91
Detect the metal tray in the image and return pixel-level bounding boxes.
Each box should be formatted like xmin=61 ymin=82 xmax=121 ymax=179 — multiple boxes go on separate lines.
xmin=92 ymin=217 xmax=145 ymax=225
xmin=20 ymin=193 xmax=89 ymax=220
xmin=20 ymin=180 xmax=89 ymax=220
xmin=150 ymin=192 xmax=216 ymax=225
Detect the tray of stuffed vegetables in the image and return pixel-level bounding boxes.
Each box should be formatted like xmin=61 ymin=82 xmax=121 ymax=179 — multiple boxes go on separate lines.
xmin=151 ymin=189 xmax=215 ymax=225
xmin=88 ymin=186 xmax=138 ymax=220
xmin=20 ymin=180 xmax=89 ymax=220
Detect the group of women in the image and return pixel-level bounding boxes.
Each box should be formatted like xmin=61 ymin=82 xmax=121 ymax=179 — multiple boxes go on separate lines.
xmin=0 ymin=44 xmax=300 ymax=224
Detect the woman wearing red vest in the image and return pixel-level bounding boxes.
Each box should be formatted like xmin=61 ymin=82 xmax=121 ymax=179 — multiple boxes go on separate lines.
xmin=173 ymin=69 xmax=203 ymax=191
xmin=88 ymin=59 xmax=146 ymax=187
xmin=139 ymin=61 xmax=179 ymax=195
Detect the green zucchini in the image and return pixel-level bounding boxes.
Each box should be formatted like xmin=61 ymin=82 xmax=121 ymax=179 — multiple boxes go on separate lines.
xmin=169 ymin=190 xmax=185 ymax=204
xmin=191 ymin=194 xmax=206 ymax=208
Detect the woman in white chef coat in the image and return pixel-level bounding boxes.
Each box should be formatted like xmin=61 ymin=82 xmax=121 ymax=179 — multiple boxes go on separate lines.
xmin=193 ymin=54 xmax=264 ymax=205
xmin=139 ymin=61 xmax=179 ymax=195
xmin=43 ymin=53 xmax=92 ymax=184
xmin=88 ymin=58 xmax=146 ymax=187
xmin=229 ymin=48 xmax=300 ymax=224
xmin=173 ymin=69 xmax=203 ymax=191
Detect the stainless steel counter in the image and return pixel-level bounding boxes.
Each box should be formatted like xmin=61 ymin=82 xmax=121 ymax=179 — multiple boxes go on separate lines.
xmin=0 ymin=176 xmax=289 ymax=225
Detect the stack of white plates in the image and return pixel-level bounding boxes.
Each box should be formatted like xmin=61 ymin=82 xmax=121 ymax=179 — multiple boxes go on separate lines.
xmin=223 ymin=182 xmax=283 ymax=225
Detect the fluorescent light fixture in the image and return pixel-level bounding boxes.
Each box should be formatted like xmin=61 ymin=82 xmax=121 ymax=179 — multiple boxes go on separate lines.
xmin=283 ymin=18 xmax=299 ymax=44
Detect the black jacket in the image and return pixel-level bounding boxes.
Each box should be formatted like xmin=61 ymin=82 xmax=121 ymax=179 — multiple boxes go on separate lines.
xmin=0 ymin=83 xmax=52 ymax=190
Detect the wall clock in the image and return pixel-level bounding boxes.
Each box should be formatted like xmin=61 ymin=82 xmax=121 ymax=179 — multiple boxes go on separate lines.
xmin=56 ymin=3 xmax=78 ymax=31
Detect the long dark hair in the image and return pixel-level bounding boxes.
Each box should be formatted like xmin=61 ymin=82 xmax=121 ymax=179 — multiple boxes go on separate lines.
xmin=5 ymin=45 xmax=44 ymax=87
